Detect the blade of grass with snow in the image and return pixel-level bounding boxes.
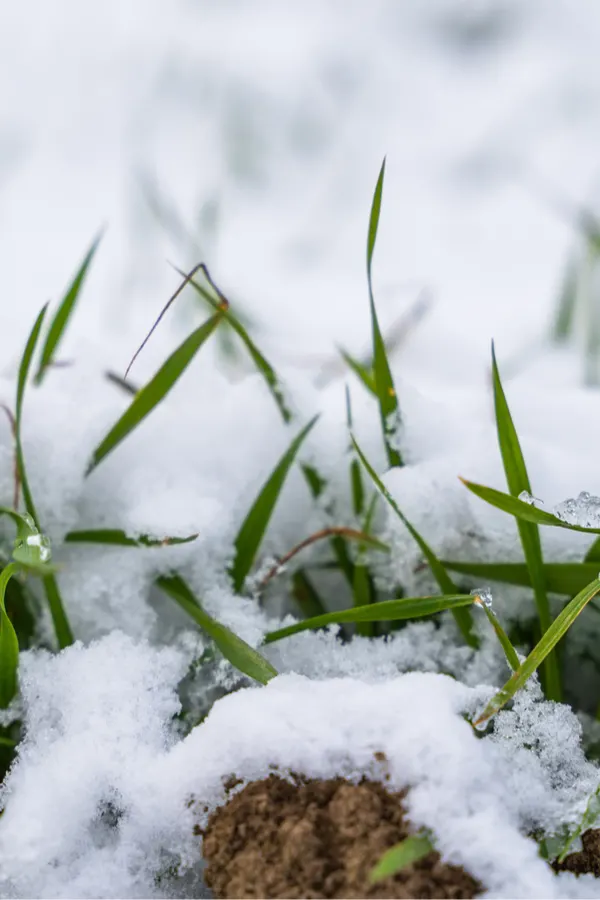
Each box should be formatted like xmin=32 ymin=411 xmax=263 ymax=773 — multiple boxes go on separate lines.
xmin=474 ymin=576 xmax=600 ymax=728
xmin=87 ymin=312 xmax=222 ymax=474
xmin=0 ymin=564 xmax=20 ymax=708
xmin=230 ymin=416 xmax=318 ymax=593
xmin=352 ymin=436 xmax=477 ymax=647
xmin=366 ymin=159 xmax=402 ymax=468
xmin=491 ymin=344 xmax=559 ymax=699
xmin=65 ymin=529 xmax=197 ymax=547
xmin=265 ymin=593 xmax=474 ymax=643
xmin=156 ymin=574 xmax=277 ymax=684
xmin=370 ymin=833 xmax=434 ymax=884
xmin=35 ymin=232 xmax=102 ymax=384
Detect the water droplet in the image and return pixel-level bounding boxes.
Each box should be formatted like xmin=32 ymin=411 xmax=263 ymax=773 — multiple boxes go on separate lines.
xmin=518 ymin=490 xmax=535 ymax=505
xmin=471 ymin=586 xmax=493 ymax=609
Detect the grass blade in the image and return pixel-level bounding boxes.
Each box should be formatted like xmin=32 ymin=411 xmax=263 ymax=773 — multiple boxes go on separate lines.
xmin=473 ymin=576 xmax=600 ymax=728
xmin=0 ymin=564 xmax=20 ymax=708
xmin=35 ymin=233 xmax=102 ymax=384
xmin=339 ymin=348 xmax=376 ymax=395
xmin=366 ymin=159 xmax=402 ymax=468
xmin=491 ymin=343 xmax=559 ymax=699
xmin=87 ymin=312 xmax=222 ymax=474
xmin=64 ymin=528 xmax=197 ymax=547
xmin=471 ymin=591 xmax=520 ymax=671
xmin=291 ymin=570 xmax=328 ymax=619
xmin=444 ymin=560 xmax=599 ymax=597
xmin=156 ymin=574 xmax=277 ymax=684
xmin=352 ymin=436 xmax=477 ymax=647
xmin=230 ymin=416 xmax=318 ymax=593
xmin=370 ymin=832 xmax=434 ymax=884
xmin=265 ymin=593 xmax=474 ymax=643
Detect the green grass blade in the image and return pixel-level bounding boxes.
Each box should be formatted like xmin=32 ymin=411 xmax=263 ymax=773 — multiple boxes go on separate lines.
xmin=265 ymin=593 xmax=473 ymax=643
xmin=64 ymin=528 xmax=197 ymax=547
xmin=585 ymin=537 xmax=600 ymax=561
xmin=352 ymin=436 xmax=477 ymax=647
xmin=366 ymin=159 xmax=402 ymax=468
xmin=35 ymin=233 xmax=102 ymax=384
xmin=0 ymin=564 xmax=20 ymax=708
xmin=474 ymin=576 xmax=600 ymax=728
xmin=471 ymin=592 xmax=520 ymax=671
xmin=370 ymin=832 xmax=434 ymax=884
xmin=87 ymin=312 xmax=222 ymax=474
xmin=551 ymin=255 xmax=578 ymax=343
xmin=156 ymin=574 xmax=277 ymax=684
xmin=16 ymin=308 xmax=73 ymax=647
xmin=291 ymin=571 xmax=328 ymax=619
xmin=339 ymin=348 xmax=376 ymax=395
xmin=491 ymin=344 xmax=558 ymax=698
xmin=557 ymin=786 xmax=600 ymax=863
xmin=444 ymin=560 xmax=599 ymax=596
xmin=230 ymin=416 xmax=318 ymax=593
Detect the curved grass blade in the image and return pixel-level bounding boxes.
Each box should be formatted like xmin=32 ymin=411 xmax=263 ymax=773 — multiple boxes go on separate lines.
xmin=557 ymin=785 xmax=600 ymax=863
xmin=370 ymin=832 xmax=434 ymax=884
xmin=265 ymin=593 xmax=473 ymax=643
xmin=491 ymin=342 xmax=559 ymax=697
xmin=444 ymin=560 xmax=599 ymax=597
xmin=65 ymin=528 xmax=197 ymax=547
xmin=352 ymin=436 xmax=477 ymax=647
xmin=16 ymin=307 xmax=73 ymax=647
xmin=339 ymin=348 xmax=376 ymax=395
xmin=35 ymin=232 xmax=102 ymax=384
xmin=156 ymin=574 xmax=277 ymax=684
xmin=471 ymin=592 xmax=520 ymax=671
xmin=473 ymin=576 xmax=600 ymax=728
xmin=0 ymin=564 xmax=19 ymax=708
xmin=87 ymin=312 xmax=222 ymax=474
xmin=366 ymin=159 xmax=402 ymax=468
xmin=585 ymin=537 xmax=600 ymax=562
xmin=230 ymin=416 xmax=318 ymax=593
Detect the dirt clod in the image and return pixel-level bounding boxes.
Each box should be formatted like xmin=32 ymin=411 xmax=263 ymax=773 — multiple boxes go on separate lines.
xmin=201 ymin=775 xmax=482 ymax=899
xmin=555 ymin=829 xmax=600 ymax=877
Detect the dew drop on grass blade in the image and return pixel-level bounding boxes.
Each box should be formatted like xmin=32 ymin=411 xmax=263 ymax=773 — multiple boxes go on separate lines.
xmin=230 ymin=416 xmax=319 ymax=593
xmin=490 ymin=342 xmax=559 ymax=698
xmin=366 ymin=159 xmax=402 ymax=468
xmin=35 ymin=232 xmax=102 ymax=384
xmin=156 ymin=574 xmax=277 ymax=685
xmin=352 ymin=435 xmax=477 ymax=647
xmin=87 ymin=312 xmax=222 ymax=474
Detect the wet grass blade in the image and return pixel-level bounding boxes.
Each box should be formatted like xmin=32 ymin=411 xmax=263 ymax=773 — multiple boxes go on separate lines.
xmin=473 ymin=576 xmax=600 ymax=728
xmin=444 ymin=560 xmax=599 ymax=596
xmin=0 ymin=564 xmax=20 ymax=708
xmin=87 ymin=312 xmax=222 ymax=474
xmin=230 ymin=416 xmax=318 ymax=593
xmin=16 ymin=307 xmax=73 ymax=647
xmin=35 ymin=233 xmax=102 ymax=384
xmin=471 ymin=592 xmax=520 ymax=671
xmin=265 ymin=593 xmax=473 ymax=643
xmin=370 ymin=832 xmax=434 ymax=884
xmin=491 ymin=343 xmax=558 ymax=699
xmin=352 ymin=436 xmax=477 ymax=647
xmin=156 ymin=574 xmax=277 ymax=684
xmin=64 ymin=528 xmax=197 ymax=547
xmin=366 ymin=159 xmax=402 ymax=468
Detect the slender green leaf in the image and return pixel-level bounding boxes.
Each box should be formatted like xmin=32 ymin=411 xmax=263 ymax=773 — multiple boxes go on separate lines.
xmin=265 ymin=593 xmax=473 ymax=643
xmin=64 ymin=528 xmax=197 ymax=547
xmin=35 ymin=233 xmax=102 ymax=383
xmin=366 ymin=159 xmax=402 ymax=468
xmin=0 ymin=564 xmax=19 ymax=708
xmin=473 ymin=577 xmax=600 ymax=728
xmin=585 ymin=537 xmax=600 ymax=562
xmin=156 ymin=574 xmax=277 ymax=684
xmin=230 ymin=416 xmax=318 ymax=593
xmin=557 ymin=785 xmax=600 ymax=863
xmin=444 ymin=560 xmax=599 ymax=597
xmin=471 ymin=594 xmax=520 ymax=671
xmin=370 ymin=832 xmax=434 ymax=884
xmin=352 ymin=436 xmax=477 ymax=647
xmin=551 ymin=255 xmax=578 ymax=343
xmin=339 ymin=348 xmax=376 ymax=395
xmin=291 ymin=570 xmax=328 ymax=619
xmin=87 ymin=312 xmax=221 ymax=474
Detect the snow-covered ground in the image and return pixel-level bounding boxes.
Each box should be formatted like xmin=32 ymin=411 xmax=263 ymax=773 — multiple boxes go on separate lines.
xmin=2 ymin=2 xmax=600 ymax=897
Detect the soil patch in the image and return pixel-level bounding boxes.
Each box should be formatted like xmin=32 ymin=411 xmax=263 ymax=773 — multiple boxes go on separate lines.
xmin=200 ymin=773 xmax=482 ymax=899
xmin=554 ymin=829 xmax=600 ymax=877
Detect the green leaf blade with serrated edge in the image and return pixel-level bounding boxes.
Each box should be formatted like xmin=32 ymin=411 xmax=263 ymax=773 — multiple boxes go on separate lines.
xmin=370 ymin=832 xmax=434 ymax=884
xmin=352 ymin=436 xmax=477 ymax=648
xmin=366 ymin=159 xmax=402 ymax=468
xmin=0 ymin=564 xmax=20 ymax=709
xmin=35 ymin=232 xmax=102 ymax=384
xmin=265 ymin=593 xmax=473 ymax=643
xmin=87 ymin=312 xmax=222 ymax=474
xmin=474 ymin=576 xmax=600 ymax=729
xmin=230 ymin=416 xmax=318 ymax=593
xmin=156 ymin=574 xmax=277 ymax=684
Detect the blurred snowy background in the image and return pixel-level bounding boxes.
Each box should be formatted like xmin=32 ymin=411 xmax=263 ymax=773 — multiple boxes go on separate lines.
xmin=1 ymin=0 xmax=599 ymax=383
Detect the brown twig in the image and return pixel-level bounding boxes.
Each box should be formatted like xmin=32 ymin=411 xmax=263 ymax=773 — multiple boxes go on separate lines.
xmin=258 ymin=526 xmax=380 ymax=591
xmin=0 ymin=405 xmax=19 ymax=509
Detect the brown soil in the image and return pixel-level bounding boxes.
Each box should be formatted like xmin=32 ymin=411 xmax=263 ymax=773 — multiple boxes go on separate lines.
xmin=554 ymin=829 xmax=600 ymax=877
xmin=199 ymin=773 xmax=482 ymax=899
